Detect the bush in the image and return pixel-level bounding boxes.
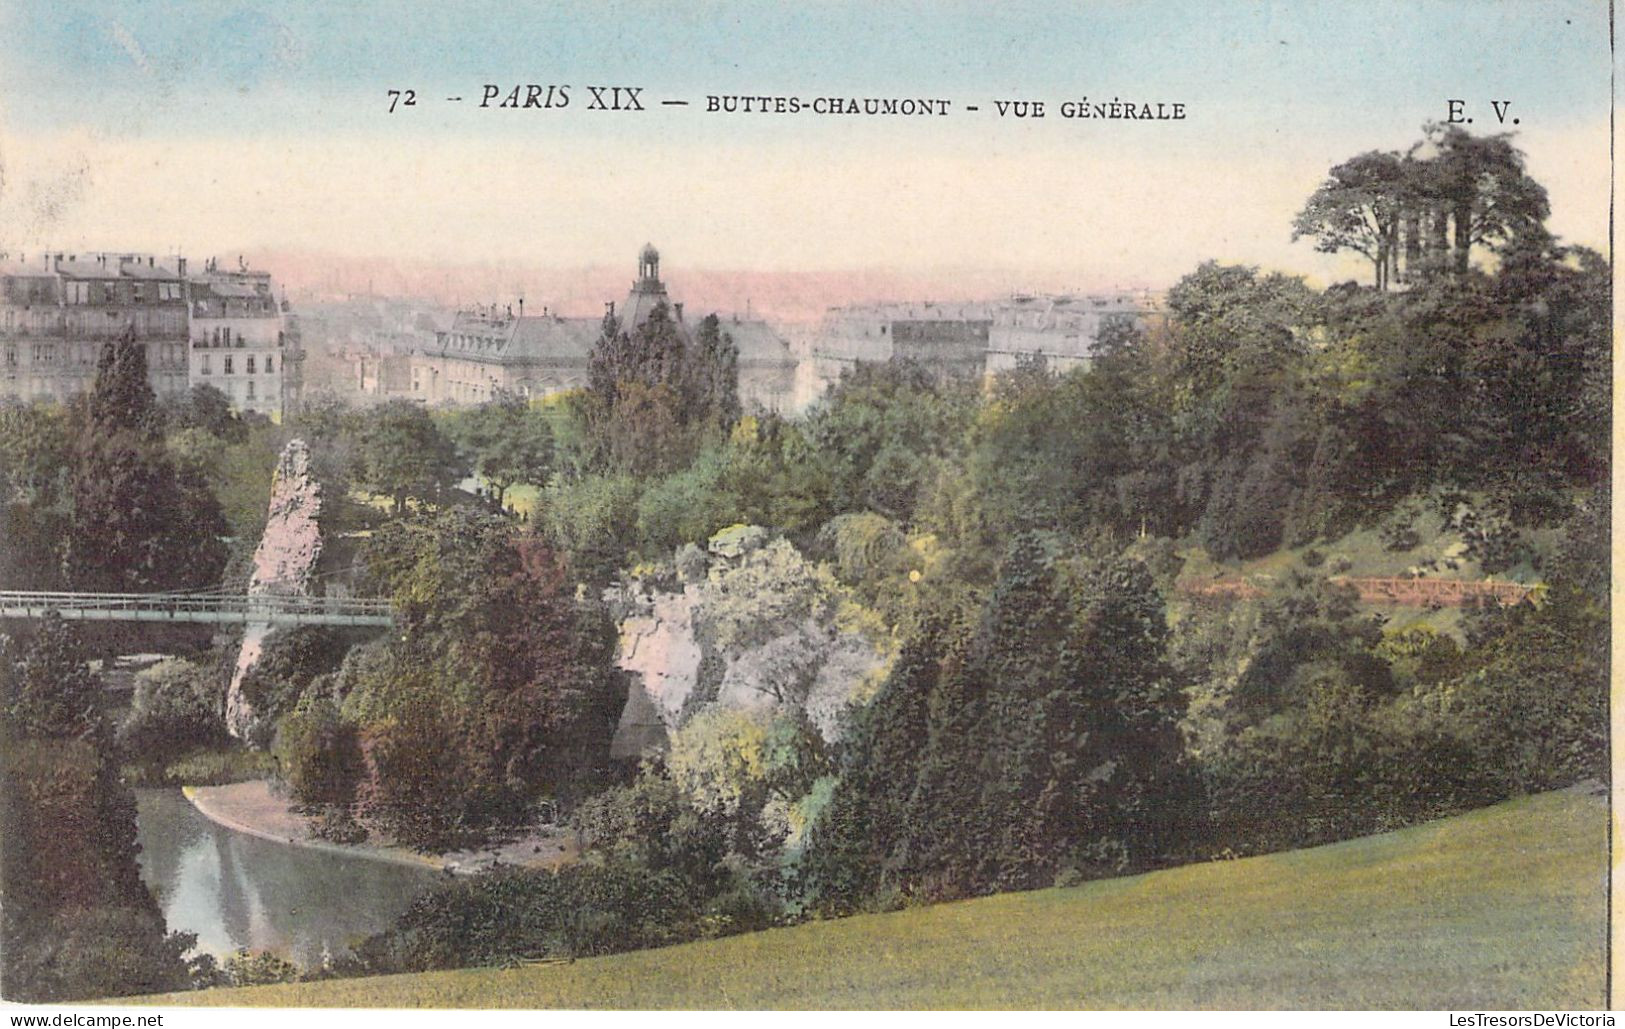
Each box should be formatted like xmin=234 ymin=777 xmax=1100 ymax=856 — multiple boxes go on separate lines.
xmin=356 ymin=862 xmax=700 ymax=972
xmin=123 ymin=746 xmax=277 ymax=788
xmin=117 ymin=658 xmax=226 ymax=765
xmin=274 ymin=696 xmax=364 ymax=808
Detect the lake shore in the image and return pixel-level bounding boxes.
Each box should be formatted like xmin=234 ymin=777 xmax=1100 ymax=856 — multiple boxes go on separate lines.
xmin=182 ymin=780 xmax=576 ymax=875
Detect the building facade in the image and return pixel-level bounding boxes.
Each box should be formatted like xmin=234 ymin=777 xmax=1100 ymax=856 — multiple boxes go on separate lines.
xmin=406 ymin=245 xmax=799 ymax=411
xmin=805 ymin=290 xmax=1166 ymax=383
xmin=0 ymin=251 xmax=300 ymax=417
xmin=0 ymin=253 xmax=190 ymax=404
xmin=188 ymin=261 xmax=290 ymax=419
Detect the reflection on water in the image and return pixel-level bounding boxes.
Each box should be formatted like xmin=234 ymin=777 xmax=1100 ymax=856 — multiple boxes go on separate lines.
xmin=134 ymin=788 xmax=436 ymax=968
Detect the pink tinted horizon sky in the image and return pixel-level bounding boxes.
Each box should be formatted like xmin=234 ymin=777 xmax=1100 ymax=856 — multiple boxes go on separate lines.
xmin=246 ymin=247 xmax=1173 ymax=322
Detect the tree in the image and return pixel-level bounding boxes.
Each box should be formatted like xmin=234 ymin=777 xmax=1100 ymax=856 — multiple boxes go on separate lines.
xmin=65 ymin=329 xmax=228 ymax=592
xmin=1424 ymin=123 xmax=1550 ymax=275
xmin=1293 ymin=150 xmax=1409 ymax=290
xmin=0 ymin=615 xmax=105 ymax=742
xmin=450 ymin=390 xmax=554 ymax=508
xmin=579 ymin=302 xmax=742 ymax=476
xmin=1295 ymin=126 xmax=1552 ymax=285
xmin=1 ymin=617 xmax=193 ymax=1001
xmin=355 ymin=399 xmax=462 ymax=515
xmin=0 ymin=401 xmax=74 ymax=589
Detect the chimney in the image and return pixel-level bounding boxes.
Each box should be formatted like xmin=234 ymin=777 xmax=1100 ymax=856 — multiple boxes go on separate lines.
xmin=178 ymin=257 xmax=187 ymax=277
xmin=517 ymin=297 xmax=524 ymax=318
xmin=674 ymin=302 xmax=683 ymax=321
xmin=606 ymin=301 xmax=616 ymax=317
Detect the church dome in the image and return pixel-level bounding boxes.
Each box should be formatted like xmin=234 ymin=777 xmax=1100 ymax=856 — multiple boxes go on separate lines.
xmin=640 ymin=242 xmax=659 ymax=265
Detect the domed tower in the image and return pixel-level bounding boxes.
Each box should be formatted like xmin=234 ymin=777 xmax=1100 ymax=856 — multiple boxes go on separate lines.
xmin=622 ymin=242 xmax=678 ymax=329
xmin=637 ymin=242 xmax=660 ymax=287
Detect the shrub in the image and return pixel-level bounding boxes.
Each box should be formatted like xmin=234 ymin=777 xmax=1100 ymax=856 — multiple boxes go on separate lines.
xmin=117 ymin=658 xmax=225 ymax=765
xmin=274 ymin=696 xmax=364 ymax=808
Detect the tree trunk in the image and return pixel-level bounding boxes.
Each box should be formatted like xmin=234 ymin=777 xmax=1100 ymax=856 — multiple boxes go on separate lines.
xmin=1403 ymin=209 xmax=1422 ymax=282
xmin=1429 ymin=206 xmax=1450 ymax=274
xmin=1453 ymin=201 xmax=1473 ymax=274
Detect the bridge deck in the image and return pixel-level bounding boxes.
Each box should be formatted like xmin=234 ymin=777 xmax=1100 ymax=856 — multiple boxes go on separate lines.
xmin=0 ymin=591 xmax=394 ymax=627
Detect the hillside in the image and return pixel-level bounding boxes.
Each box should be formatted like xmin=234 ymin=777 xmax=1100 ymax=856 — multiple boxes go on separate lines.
xmin=150 ymin=786 xmax=1606 ymax=1009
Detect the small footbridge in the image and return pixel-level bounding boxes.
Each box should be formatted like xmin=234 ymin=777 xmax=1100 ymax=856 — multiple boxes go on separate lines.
xmin=0 ymin=591 xmax=394 ymax=627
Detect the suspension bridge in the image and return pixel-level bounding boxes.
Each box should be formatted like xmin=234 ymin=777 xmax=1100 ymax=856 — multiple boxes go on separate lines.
xmin=0 ymin=590 xmax=395 ymax=627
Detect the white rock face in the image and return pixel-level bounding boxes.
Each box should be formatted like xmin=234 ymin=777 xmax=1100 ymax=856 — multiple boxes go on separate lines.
xmin=608 ymin=533 xmax=888 ymax=759
xmin=611 ymin=586 xmax=705 ymax=756
xmin=226 ymin=439 xmax=324 ymax=740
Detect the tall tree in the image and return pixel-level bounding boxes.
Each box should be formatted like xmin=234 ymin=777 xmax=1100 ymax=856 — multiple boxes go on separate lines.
xmin=579 ymin=302 xmax=741 ymax=476
xmin=1424 ymin=123 xmax=1550 ymax=275
xmin=1292 ymin=150 xmax=1409 ymax=290
xmin=66 ymin=328 xmax=227 ymax=591
xmin=450 ymin=389 xmax=554 ymax=508
xmin=355 ymin=399 xmax=462 ymax=515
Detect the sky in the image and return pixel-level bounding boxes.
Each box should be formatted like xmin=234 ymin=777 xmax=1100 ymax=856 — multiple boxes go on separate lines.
xmin=0 ymin=0 xmax=1611 ymax=313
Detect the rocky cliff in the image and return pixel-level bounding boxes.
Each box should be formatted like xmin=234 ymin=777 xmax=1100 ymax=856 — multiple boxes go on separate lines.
xmin=608 ymin=530 xmax=888 ymax=759
xmin=226 ymin=438 xmax=323 ymax=739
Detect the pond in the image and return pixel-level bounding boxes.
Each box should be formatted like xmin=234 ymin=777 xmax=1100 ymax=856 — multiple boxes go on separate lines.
xmin=134 ymin=788 xmax=437 ymax=969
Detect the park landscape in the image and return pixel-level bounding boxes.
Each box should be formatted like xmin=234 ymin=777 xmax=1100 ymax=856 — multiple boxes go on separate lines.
xmin=0 ymin=106 xmax=1609 ymax=1009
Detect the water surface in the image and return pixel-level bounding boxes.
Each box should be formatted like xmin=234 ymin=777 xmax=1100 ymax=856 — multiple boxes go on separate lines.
xmin=135 ymin=788 xmax=436 ymax=968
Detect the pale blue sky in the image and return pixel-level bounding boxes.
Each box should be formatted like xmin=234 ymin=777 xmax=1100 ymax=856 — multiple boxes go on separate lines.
xmin=0 ymin=0 xmax=1610 ymax=289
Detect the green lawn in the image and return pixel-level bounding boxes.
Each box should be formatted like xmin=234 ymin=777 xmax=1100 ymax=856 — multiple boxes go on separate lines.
xmin=147 ymin=787 xmax=1606 ymax=1009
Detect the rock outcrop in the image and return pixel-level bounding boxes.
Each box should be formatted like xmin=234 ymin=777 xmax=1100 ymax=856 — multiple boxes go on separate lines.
xmin=608 ymin=529 xmax=888 ymax=759
xmin=226 ymin=439 xmax=324 ymax=740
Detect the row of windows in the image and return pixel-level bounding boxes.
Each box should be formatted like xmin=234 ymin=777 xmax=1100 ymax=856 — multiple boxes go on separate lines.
xmin=65 ymin=280 xmax=182 ymax=305
xmin=198 ymin=354 xmax=276 ymax=375
xmin=194 ymin=327 xmax=285 ymax=348
xmin=5 ymin=343 xmax=185 ymax=367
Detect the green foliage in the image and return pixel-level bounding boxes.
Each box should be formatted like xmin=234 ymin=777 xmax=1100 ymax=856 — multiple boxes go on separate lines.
xmin=540 ymin=473 xmax=641 ymax=582
xmin=219 ymin=949 xmax=302 ymax=987
xmin=573 ymin=772 xmax=731 ymax=895
xmin=577 ymin=303 xmax=741 ymax=476
xmin=238 ymin=625 xmax=352 ymax=729
xmin=805 ymin=540 xmax=1199 ymax=907
xmin=800 ymin=361 xmax=978 ymax=527
xmin=345 ymin=510 xmax=625 ymax=848
xmin=698 ymin=537 xmax=846 ymax=655
xmin=445 ymin=390 xmax=554 ymax=507
xmin=274 ymin=695 xmax=364 ymax=808
xmin=354 ymin=399 xmax=463 ymax=514
xmin=355 ymin=863 xmax=705 ymax=972
xmin=0 ymin=615 xmax=106 ymax=741
xmin=3 ymin=631 xmax=190 ymax=1002
xmin=117 ymin=657 xmax=225 ymax=764
xmin=634 ymin=449 xmax=744 ymax=556
xmin=64 ymin=327 xmax=229 ymax=592
xmin=162 ymin=384 xmax=246 ymax=442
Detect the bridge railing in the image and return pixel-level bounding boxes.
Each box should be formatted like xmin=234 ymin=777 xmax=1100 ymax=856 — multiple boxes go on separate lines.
xmin=0 ymin=591 xmax=394 ymax=625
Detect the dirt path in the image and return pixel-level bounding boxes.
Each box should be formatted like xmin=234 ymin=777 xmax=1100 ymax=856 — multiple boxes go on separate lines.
xmin=184 ymin=780 xmax=576 ymax=874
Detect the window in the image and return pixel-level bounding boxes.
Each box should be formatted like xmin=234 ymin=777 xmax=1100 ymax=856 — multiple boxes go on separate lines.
xmin=158 ymin=282 xmax=180 ymax=301
xmin=33 ymin=344 xmax=55 ymax=363
xmin=67 ymin=282 xmax=90 ymax=304
xmin=246 ymin=380 xmax=256 ymax=401
xmin=200 ymin=355 xmax=211 ymax=375
xmin=264 ymin=356 xmax=274 ymax=373
xmin=222 ymin=327 xmax=231 ymax=347
xmin=223 ymin=356 xmax=234 ymax=375
xmin=4 ymin=346 xmax=15 ymax=367
xmin=247 ymin=356 xmax=256 ymax=374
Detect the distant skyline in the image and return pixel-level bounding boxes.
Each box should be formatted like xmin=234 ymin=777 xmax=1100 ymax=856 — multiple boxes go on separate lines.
xmin=0 ymin=0 xmax=1610 ymax=314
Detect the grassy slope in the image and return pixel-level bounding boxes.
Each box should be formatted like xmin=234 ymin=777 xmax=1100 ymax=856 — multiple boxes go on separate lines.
xmin=153 ymin=787 xmax=1606 ymax=1009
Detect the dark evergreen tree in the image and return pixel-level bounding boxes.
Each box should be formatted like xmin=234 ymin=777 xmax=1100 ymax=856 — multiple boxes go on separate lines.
xmin=65 ymin=328 xmax=227 ymax=591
